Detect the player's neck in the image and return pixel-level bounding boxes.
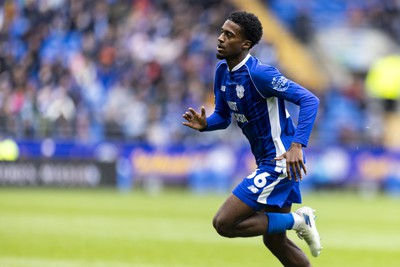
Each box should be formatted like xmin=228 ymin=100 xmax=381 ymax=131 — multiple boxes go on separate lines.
xmin=227 ymin=52 xmax=250 ymax=71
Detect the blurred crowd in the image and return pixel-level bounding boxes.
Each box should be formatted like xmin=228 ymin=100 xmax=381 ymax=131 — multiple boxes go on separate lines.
xmin=267 ymin=0 xmax=400 ymax=45
xmin=0 ymin=0 xmax=236 ymax=145
xmin=267 ymin=0 xmax=400 ymax=148
xmin=0 ymin=0 xmax=399 ymax=149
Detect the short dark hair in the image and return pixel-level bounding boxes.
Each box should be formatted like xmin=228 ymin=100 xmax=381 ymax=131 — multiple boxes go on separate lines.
xmin=227 ymin=11 xmax=263 ymax=49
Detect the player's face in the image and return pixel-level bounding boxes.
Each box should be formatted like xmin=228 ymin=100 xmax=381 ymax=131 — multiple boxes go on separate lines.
xmin=217 ymin=20 xmax=250 ymax=62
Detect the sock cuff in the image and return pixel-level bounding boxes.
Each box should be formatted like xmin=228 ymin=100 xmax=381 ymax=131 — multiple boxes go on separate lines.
xmin=266 ymin=213 xmax=295 ymax=235
xmin=291 ymin=212 xmax=303 ymax=231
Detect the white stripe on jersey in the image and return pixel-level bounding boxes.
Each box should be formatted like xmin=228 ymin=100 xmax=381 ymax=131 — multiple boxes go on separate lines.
xmin=267 ymin=97 xmax=287 ymax=170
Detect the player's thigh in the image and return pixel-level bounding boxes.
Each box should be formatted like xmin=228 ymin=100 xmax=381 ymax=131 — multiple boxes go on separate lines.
xmin=213 ymin=193 xmax=255 ymax=226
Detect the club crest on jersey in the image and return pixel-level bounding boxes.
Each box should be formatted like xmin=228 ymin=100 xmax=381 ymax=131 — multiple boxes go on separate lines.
xmin=221 ymin=85 xmax=226 ymax=92
xmin=272 ymin=76 xmax=289 ymax=92
xmin=236 ymin=84 xmax=245 ymax=99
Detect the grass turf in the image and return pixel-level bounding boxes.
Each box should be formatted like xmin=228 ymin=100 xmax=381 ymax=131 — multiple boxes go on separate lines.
xmin=0 ymin=188 xmax=399 ymax=267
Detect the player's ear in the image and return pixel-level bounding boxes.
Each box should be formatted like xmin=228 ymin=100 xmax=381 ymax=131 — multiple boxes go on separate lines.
xmin=242 ymin=40 xmax=252 ymax=50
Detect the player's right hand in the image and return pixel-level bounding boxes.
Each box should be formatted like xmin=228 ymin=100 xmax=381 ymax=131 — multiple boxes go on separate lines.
xmin=182 ymin=106 xmax=207 ymax=131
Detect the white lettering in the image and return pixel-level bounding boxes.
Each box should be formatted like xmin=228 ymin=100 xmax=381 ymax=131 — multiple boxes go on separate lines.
xmin=234 ymin=113 xmax=248 ymax=123
xmin=227 ymin=101 xmax=238 ymax=111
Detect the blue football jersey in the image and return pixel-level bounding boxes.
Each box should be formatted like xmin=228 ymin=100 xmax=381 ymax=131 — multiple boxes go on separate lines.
xmin=203 ymin=54 xmax=319 ymax=168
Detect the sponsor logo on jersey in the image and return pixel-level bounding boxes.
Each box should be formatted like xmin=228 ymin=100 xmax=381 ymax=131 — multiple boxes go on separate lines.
xmin=236 ymin=84 xmax=245 ymax=98
xmin=271 ymin=76 xmax=289 ymax=92
xmin=227 ymin=101 xmax=238 ymax=111
xmin=234 ymin=113 xmax=248 ymax=123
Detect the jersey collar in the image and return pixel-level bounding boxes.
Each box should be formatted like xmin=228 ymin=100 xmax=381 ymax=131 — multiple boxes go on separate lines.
xmin=230 ymin=53 xmax=251 ymax=72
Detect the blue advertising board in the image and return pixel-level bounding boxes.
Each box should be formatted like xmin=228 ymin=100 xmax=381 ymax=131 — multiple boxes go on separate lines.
xmin=4 ymin=140 xmax=400 ymax=193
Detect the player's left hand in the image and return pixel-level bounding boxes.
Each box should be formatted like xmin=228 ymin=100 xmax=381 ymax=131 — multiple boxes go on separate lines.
xmin=274 ymin=142 xmax=307 ymax=182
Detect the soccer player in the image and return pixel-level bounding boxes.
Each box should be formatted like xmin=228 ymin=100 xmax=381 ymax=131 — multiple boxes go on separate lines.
xmin=182 ymin=11 xmax=321 ymax=266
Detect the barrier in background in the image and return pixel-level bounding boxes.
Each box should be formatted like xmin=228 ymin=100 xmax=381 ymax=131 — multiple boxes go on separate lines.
xmin=0 ymin=159 xmax=116 ymax=187
xmin=4 ymin=140 xmax=400 ymax=194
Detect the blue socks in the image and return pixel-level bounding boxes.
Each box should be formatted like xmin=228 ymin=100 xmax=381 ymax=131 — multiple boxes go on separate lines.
xmin=266 ymin=213 xmax=295 ymax=234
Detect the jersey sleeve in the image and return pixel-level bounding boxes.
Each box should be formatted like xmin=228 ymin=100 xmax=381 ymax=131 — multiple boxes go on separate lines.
xmin=251 ymin=65 xmax=319 ymax=147
xmin=201 ymin=64 xmax=232 ymax=132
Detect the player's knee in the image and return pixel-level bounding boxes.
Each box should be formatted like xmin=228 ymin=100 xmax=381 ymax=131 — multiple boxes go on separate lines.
xmin=212 ymin=215 xmax=235 ymax=238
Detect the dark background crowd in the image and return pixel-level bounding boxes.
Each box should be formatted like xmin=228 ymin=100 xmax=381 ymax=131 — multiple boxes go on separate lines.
xmin=1 ymin=0 xmax=400 ymax=149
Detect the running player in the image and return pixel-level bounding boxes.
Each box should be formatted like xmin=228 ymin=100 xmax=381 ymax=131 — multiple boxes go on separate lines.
xmin=182 ymin=11 xmax=321 ymax=266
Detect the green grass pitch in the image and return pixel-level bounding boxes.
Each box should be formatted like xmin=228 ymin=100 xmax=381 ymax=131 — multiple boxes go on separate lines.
xmin=0 ymin=187 xmax=399 ymax=267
